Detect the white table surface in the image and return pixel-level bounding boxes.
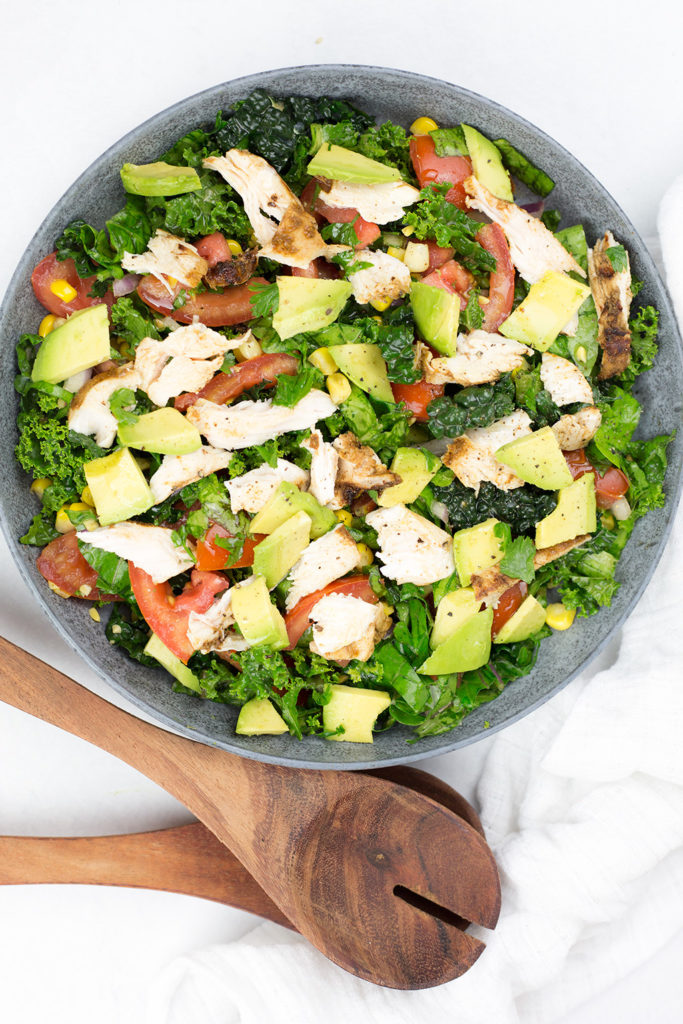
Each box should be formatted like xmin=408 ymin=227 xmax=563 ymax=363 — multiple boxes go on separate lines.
xmin=2 ymin=2 xmax=682 ymax=1020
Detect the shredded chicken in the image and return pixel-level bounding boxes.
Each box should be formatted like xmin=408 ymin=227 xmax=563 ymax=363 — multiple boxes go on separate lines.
xmin=285 ymin=525 xmax=361 ymax=611
xmin=470 ymin=535 xmax=591 ymax=607
xmin=68 ymin=363 xmax=140 ymax=447
xmin=587 ymin=230 xmax=633 ymax=379
xmin=186 ymin=390 xmax=338 ymax=451
xmin=121 ymin=230 xmax=208 ymax=294
xmin=226 ymin=459 xmax=309 ymax=515
xmin=551 ymin=406 xmax=602 ymax=451
xmin=308 ymin=594 xmax=391 ymax=664
xmin=319 ymin=179 xmax=420 ymax=224
xmin=442 ymin=411 xmax=533 ymax=493
xmin=76 ymin=523 xmax=194 ymax=583
xmin=347 ymin=249 xmax=411 ymax=305
xmin=186 ymin=590 xmax=248 ymax=655
xmin=149 ymin=446 xmax=232 ymax=504
xmin=366 ymin=505 xmax=455 ymax=586
xmin=421 ymin=332 xmax=533 ymax=386
xmin=331 ymin=432 xmax=400 ymax=508
xmin=301 ymin=429 xmax=338 ymax=508
xmin=135 ymin=324 xmax=246 ymax=407
xmin=540 ymin=353 xmax=594 ymax=406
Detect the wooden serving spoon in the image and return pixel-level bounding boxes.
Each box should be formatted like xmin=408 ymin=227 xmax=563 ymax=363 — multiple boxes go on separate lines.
xmin=0 ymin=636 xmax=500 ymax=990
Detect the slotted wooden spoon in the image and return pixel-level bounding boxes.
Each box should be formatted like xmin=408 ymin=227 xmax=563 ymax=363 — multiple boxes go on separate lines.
xmin=0 ymin=636 xmax=500 ymax=989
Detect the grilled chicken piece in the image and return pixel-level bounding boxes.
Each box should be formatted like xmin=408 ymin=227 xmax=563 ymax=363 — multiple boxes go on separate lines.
xmin=204 ymin=248 xmax=259 ymax=288
xmin=587 ymin=231 xmax=633 ymax=379
xmin=319 ymin=179 xmax=420 ymax=224
xmin=551 ymin=406 xmax=602 ymax=451
xmin=186 ymin=390 xmax=337 ymax=450
xmin=148 ymin=446 xmax=233 ymax=504
xmin=332 ymin=432 xmax=400 ymax=508
xmin=121 ymin=230 xmax=208 ymax=294
xmin=76 ymin=523 xmax=195 ymax=583
xmin=365 ymin=505 xmax=455 ymax=586
xmin=442 ymin=410 xmax=533 ymax=493
xmin=259 ymin=200 xmax=347 ymax=269
xmin=226 ymin=459 xmax=309 ymax=515
xmin=67 ymin=363 xmax=139 ymax=447
xmin=540 ymin=353 xmax=593 ymax=406
xmin=470 ymin=535 xmax=591 ymax=606
xmin=186 ymin=590 xmax=249 ymax=655
xmin=135 ymin=324 xmax=246 ymax=407
xmin=285 ymin=525 xmax=361 ymax=612
xmin=421 ymin=332 xmax=533 ymax=386
xmin=308 ymin=594 xmax=391 ymax=664
xmin=348 ymin=249 xmax=411 ymax=306
xmin=301 ymin=429 xmax=338 ymax=508
xmin=465 ymin=176 xmax=585 ymax=284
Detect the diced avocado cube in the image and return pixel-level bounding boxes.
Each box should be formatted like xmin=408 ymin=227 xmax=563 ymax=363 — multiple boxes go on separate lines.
xmin=430 ymin=587 xmax=479 ymax=648
xmin=84 ymin=448 xmax=154 ymax=526
xmin=329 ymin=343 xmax=394 ymax=403
xmin=307 ymin=144 xmax=402 ymax=184
xmin=252 ymin=510 xmax=312 ymax=589
xmin=249 ymin=482 xmax=337 ymax=539
xmin=144 ymin=632 xmax=201 ymax=691
xmin=495 ymin=426 xmax=573 ymax=491
xmin=452 ymin=517 xmax=505 ymax=586
xmin=410 ymin=281 xmax=460 ymax=356
xmin=120 ymin=161 xmax=201 ymax=197
xmin=323 ymin=684 xmax=392 ymax=743
xmin=493 ymin=595 xmax=546 ymax=644
xmin=236 ymin=698 xmax=289 ymax=736
xmin=535 ymin=473 xmax=597 ymax=549
xmin=499 ymin=270 xmax=591 ymax=351
xmin=462 ymin=124 xmax=513 ymax=202
xmin=231 ymin=575 xmax=289 ymax=649
xmin=117 ymin=407 xmax=202 ymax=455
xmin=378 ymin=447 xmax=439 ymax=508
xmin=419 ymin=607 xmax=493 ymax=675
xmin=273 ymin=277 xmax=352 ymax=341
xmin=31 ymin=305 xmax=110 ymax=385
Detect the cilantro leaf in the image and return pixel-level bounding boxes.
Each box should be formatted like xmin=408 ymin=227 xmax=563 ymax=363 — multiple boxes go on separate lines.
xmin=500 ymin=536 xmax=536 ymax=584
xmin=250 ymin=281 xmax=279 ymax=318
xmin=606 ymin=245 xmax=628 ymax=273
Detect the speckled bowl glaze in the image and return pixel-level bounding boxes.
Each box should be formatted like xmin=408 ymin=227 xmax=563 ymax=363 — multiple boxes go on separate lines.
xmin=1 ymin=66 xmax=681 ymax=769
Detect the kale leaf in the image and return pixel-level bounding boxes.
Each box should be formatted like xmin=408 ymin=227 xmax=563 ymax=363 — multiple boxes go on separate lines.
xmin=433 ymin=478 xmax=556 ymax=535
xmin=402 ymin=184 xmax=497 ymax=274
xmin=426 ymin=374 xmax=516 ymax=439
xmin=335 ymin=384 xmax=411 ymax=463
xmin=514 ymin=365 xmax=561 ymax=427
xmin=619 ymin=305 xmax=659 ymax=386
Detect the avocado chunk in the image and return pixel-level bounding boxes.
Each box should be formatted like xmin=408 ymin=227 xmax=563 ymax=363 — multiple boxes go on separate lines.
xmin=120 ymin=161 xmax=201 ymax=197
xmin=419 ymin=607 xmax=493 ymax=675
xmin=252 ymin=510 xmax=312 ymax=589
xmin=144 ymin=631 xmax=201 ymax=691
xmin=495 ymin=426 xmax=573 ymax=490
xmin=462 ymin=124 xmax=513 ymax=202
xmin=535 ymin=472 xmax=596 ymax=549
xmin=452 ymin=517 xmax=505 ymax=586
xmin=273 ymin=277 xmax=352 ymax=341
xmin=499 ymin=270 xmax=591 ymax=351
xmin=236 ymin=698 xmax=289 ymax=736
xmin=493 ymin=594 xmax=547 ymax=644
xmin=117 ymin=407 xmax=202 ymax=455
xmin=378 ymin=447 xmax=439 ymax=508
xmin=249 ymin=481 xmax=337 ymax=539
xmin=231 ymin=575 xmax=289 ymax=649
xmin=430 ymin=587 xmax=479 ymax=648
xmin=84 ymin=447 xmax=154 ymax=526
xmin=32 ymin=305 xmax=110 ymax=385
xmin=322 ymin=684 xmax=392 ymax=743
xmin=329 ymin=343 xmax=394 ymax=403
xmin=410 ymin=281 xmax=460 ymax=356
xmin=307 ymin=144 xmax=402 ymax=185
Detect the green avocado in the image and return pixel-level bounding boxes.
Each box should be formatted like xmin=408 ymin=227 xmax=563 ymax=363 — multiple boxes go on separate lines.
xmin=307 ymin=144 xmax=402 ymax=184
xmin=252 ymin=510 xmax=312 ymax=589
xmin=378 ymin=447 xmax=439 ymax=508
xmin=535 ymin=472 xmax=597 ymax=549
xmin=249 ymin=481 xmax=337 ymax=539
xmin=495 ymin=426 xmax=573 ymax=490
xmin=273 ymin=277 xmax=352 ymax=341
xmin=430 ymin=587 xmax=479 ymax=648
xmin=493 ymin=595 xmax=546 ymax=644
xmin=231 ymin=575 xmax=289 ymax=650
xmin=329 ymin=343 xmax=394 ymax=403
xmin=117 ymin=407 xmax=202 ymax=455
xmin=461 ymin=124 xmax=513 ymax=202
xmin=452 ymin=517 xmax=505 ymax=586
xmin=419 ymin=607 xmax=493 ymax=675
xmin=120 ymin=161 xmax=202 ymax=197
xmin=144 ymin=632 xmax=201 ymax=688
xmin=83 ymin=447 xmax=154 ymax=526
xmin=410 ymin=280 xmax=460 ymax=356
xmin=236 ymin=698 xmax=289 ymax=736
xmin=499 ymin=270 xmax=591 ymax=351
xmin=32 ymin=304 xmax=110 ymax=385
xmin=322 ymin=684 xmax=392 ymax=743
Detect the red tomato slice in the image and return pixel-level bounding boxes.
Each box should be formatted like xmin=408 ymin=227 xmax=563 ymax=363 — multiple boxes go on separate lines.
xmin=195 ymin=524 xmax=265 ymax=571
xmin=425 ymin=241 xmax=455 ymax=274
xmin=137 ymin=275 xmax=268 ymax=327
xmin=195 ymin=232 xmax=232 ymax=267
xmin=175 ymin=352 xmax=299 ymax=411
xmin=350 ymin=493 xmax=378 ymax=517
xmin=285 ymin=576 xmax=378 ymax=649
xmin=409 ymin=135 xmax=473 ymax=210
xmin=564 ymin=449 xmax=595 ymax=480
xmin=564 ymin=449 xmax=630 ymax=509
xmin=290 ymin=259 xmax=341 ymax=280
xmin=31 ymin=253 xmax=112 ymax=317
xmin=422 ymin=260 xmax=475 ymax=307
xmin=476 ymin=223 xmax=515 ymax=332
xmin=129 ymin=565 xmax=229 ymax=663
xmin=37 ymin=532 xmax=115 ymax=601
xmin=391 ymin=379 xmax=445 ymax=422
xmin=491 ymin=582 xmax=528 ymax=637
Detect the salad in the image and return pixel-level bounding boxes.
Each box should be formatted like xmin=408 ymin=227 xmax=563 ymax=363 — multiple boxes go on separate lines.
xmin=14 ymin=89 xmax=671 ymax=743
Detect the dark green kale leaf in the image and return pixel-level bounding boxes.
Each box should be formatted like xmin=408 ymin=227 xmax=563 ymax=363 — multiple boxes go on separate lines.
xmin=514 ymin=365 xmax=561 ymax=427
xmin=146 ymin=171 xmax=252 ymax=243
xmin=402 ymin=184 xmax=497 ymax=274
xmin=78 ymin=544 xmax=133 ymax=602
xmin=161 ymin=111 xmax=229 ymax=167
xmin=426 ymin=374 xmax=516 ymax=439
xmin=336 ymin=384 xmax=411 ymax=463
xmin=106 ymin=605 xmax=158 ymax=667
xmin=541 ymin=209 xmax=561 ymax=232
xmin=461 ymin=287 xmax=484 ymax=331
xmin=325 ymin=308 xmax=420 ymax=384
xmin=433 ymin=478 xmax=556 ymax=536
xmin=492 ymin=138 xmax=555 ymax=197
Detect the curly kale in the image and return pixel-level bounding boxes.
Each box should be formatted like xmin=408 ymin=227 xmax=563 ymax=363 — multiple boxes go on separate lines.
xmin=402 ymin=184 xmax=497 ymax=274
xmin=426 ymin=374 xmax=516 ymax=439
xmin=433 ymin=478 xmax=557 ymax=536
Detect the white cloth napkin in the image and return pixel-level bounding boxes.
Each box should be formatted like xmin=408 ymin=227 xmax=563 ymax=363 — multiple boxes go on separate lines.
xmin=147 ymin=183 xmax=683 ymax=1024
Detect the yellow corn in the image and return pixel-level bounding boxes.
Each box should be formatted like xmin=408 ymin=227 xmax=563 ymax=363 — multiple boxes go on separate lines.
xmin=386 ymin=245 xmax=405 ymax=261
xmin=89 ymin=607 xmax=101 ymax=622
xmin=235 ymin=336 xmax=263 ymax=361
xmin=403 ymin=241 xmax=430 ymax=273
xmin=226 ymin=239 xmax=243 ymax=256
xmin=601 ymin=511 xmax=616 ymax=530
xmin=79 ymin=584 xmax=92 ymax=598
xmin=31 ymin=477 xmax=52 ymax=499
xmin=410 ymin=116 xmax=439 ymax=135
xmin=81 ymin=485 xmax=95 ymax=507
xmin=401 ymin=225 xmax=415 ymax=237
xmin=356 ymin=543 xmax=374 ymax=567
xmin=309 ymin=347 xmax=338 ymax=376
xmin=38 ymin=314 xmax=57 ymax=338
xmin=575 ymin=345 xmax=587 ymax=363
xmin=326 ymin=372 xmax=352 ymax=405
xmin=545 ymin=603 xmax=576 ymax=631
xmin=166 ymin=276 xmax=178 ymax=288
xmin=47 ymin=581 xmax=71 ymax=599
xmin=335 ymin=509 xmax=353 ymax=528
xmin=370 ymin=297 xmax=392 ymax=313
xmin=56 ymin=502 xmax=98 ymax=534
xmin=49 ymin=279 xmax=77 ymax=303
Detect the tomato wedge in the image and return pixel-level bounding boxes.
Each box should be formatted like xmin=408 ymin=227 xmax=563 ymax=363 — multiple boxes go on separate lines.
xmin=285 ymin=576 xmax=378 ymax=649
xmin=476 ymin=223 xmax=515 ymax=332
xmin=195 ymin=232 xmax=232 ymax=266
xmin=137 ymin=275 xmax=268 ymax=327
xmin=31 ymin=253 xmax=113 ymax=317
xmin=175 ymin=352 xmax=299 ymax=411
xmin=195 ymin=524 xmax=265 ymax=571
xmin=564 ymin=449 xmax=630 ymax=509
xmin=491 ymin=582 xmax=528 ymax=637
xmin=425 ymin=241 xmax=456 ymax=274
xmin=391 ymin=379 xmax=445 ymax=422
xmin=421 ymin=259 xmax=474 ymax=308
xmin=37 ymin=532 xmax=115 ymax=601
xmin=291 ymin=258 xmax=341 ymax=279
xmin=409 ymin=135 xmax=473 ymax=209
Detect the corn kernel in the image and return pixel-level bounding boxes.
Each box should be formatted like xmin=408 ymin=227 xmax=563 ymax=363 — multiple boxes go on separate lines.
xmin=356 ymin=543 xmax=374 ymax=567
xmin=226 ymin=238 xmax=243 ymax=256
xmin=545 ymin=603 xmax=576 ymax=631
xmin=31 ymin=477 xmax=52 ymax=499
xmin=575 ymin=345 xmax=587 ymax=362
xmin=89 ymin=607 xmax=101 ymax=622
xmin=387 ymin=245 xmax=405 ymax=261
xmin=166 ymin=276 xmax=178 ymax=288
xmin=401 ymin=225 xmax=415 ymax=237
xmin=49 ymin=279 xmax=78 ymax=303
xmin=56 ymin=502 xmax=98 ymax=534
xmin=47 ymin=581 xmax=71 ymax=599
xmin=410 ymin=116 xmax=439 ymax=135
xmin=403 ymin=241 xmax=430 ymax=273
xmin=326 ymin=372 xmax=352 ymax=405
xmin=601 ymin=511 xmax=616 ymax=530
xmin=335 ymin=509 xmax=353 ymax=528
xmin=309 ymin=347 xmax=338 ymax=376
xmin=370 ymin=297 xmax=392 ymax=313
xmin=81 ymin=485 xmax=95 ymax=507
xmin=235 ymin=336 xmax=263 ymax=361
xmin=79 ymin=585 xmax=92 ymax=598
xmin=38 ymin=314 xmax=57 ymax=338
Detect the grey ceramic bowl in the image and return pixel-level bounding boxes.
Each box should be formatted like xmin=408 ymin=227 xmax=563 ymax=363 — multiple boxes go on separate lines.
xmin=1 ymin=65 xmax=681 ymax=769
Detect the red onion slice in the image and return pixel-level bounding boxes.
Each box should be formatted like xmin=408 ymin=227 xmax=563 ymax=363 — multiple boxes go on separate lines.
xmin=113 ymin=273 xmax=141 ymax=297
xmin=520 ymin=200 xmax=545 ymax=217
